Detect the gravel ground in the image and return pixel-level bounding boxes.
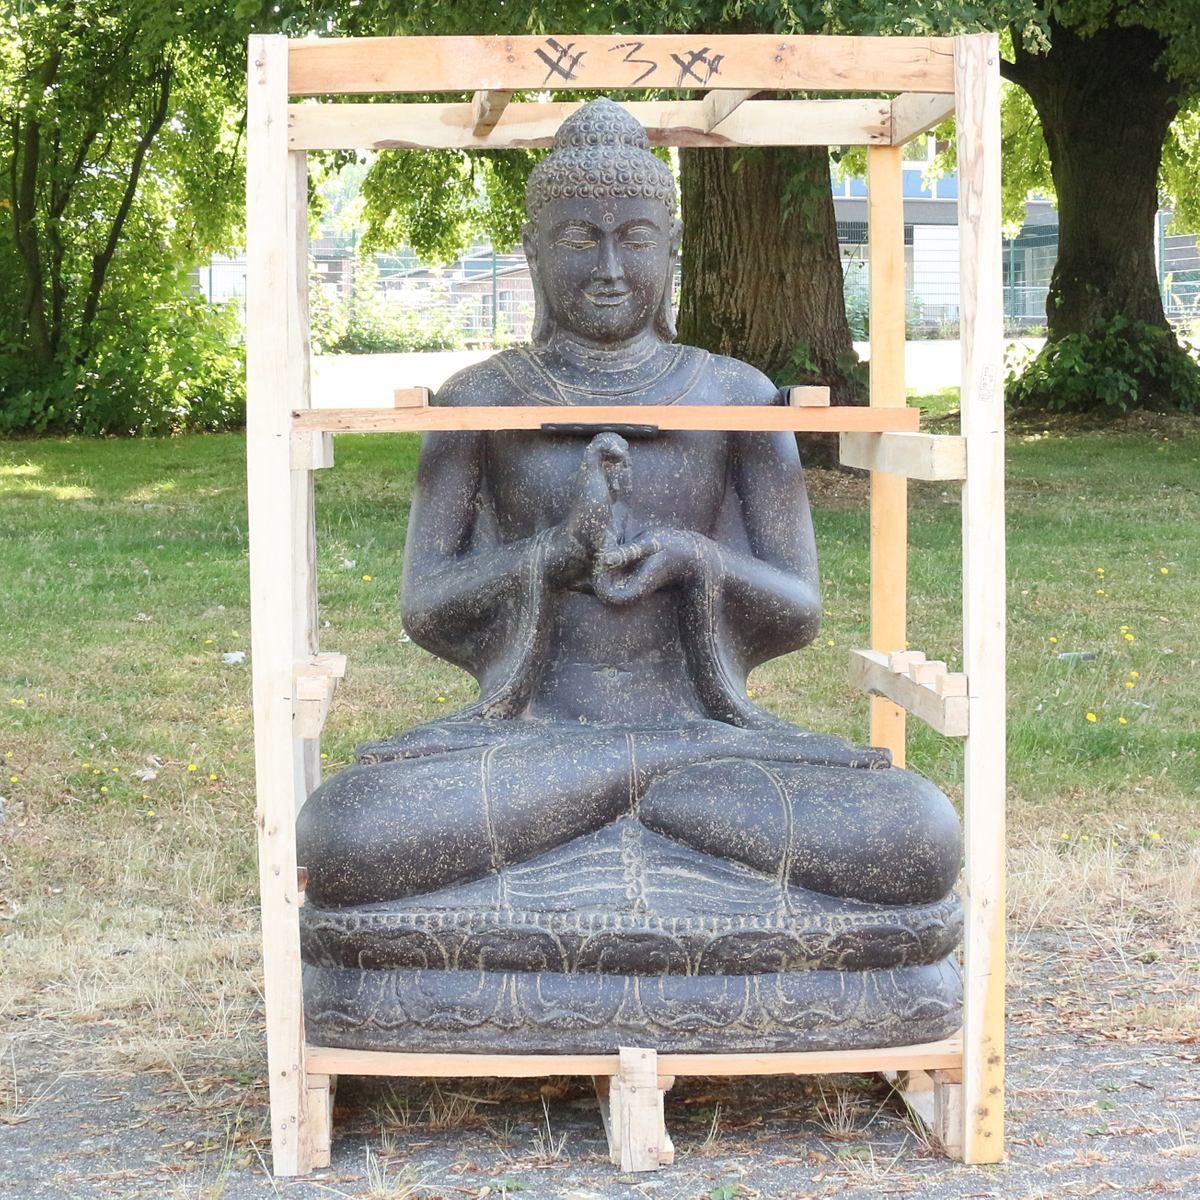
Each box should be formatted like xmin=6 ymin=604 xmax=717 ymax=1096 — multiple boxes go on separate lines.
xmin=3 ymin=933 xmax=1198 ymax=1200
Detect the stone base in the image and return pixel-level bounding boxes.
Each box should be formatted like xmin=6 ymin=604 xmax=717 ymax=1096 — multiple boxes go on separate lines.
xmin=303 ymin=960 xmax=963 ymax=1053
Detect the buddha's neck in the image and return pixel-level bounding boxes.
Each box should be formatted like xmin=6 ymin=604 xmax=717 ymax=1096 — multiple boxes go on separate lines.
xmin=548 ymin=328 xmax=661 ymax=369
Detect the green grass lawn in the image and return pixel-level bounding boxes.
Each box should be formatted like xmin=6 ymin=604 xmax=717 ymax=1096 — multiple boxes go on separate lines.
xmin=1 ymin=415 xmax=1197 ymax=1064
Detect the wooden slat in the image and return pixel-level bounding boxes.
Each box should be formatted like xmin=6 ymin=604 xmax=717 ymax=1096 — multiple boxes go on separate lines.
xmin=288 ymin=98 xmax=892 ymax=151
xmin=955 ymin=31 xmax=1006 ymax=1166
xmin=472 ymin=88 xmax=514 ymax=134
xmin=839 ymin=431 xmax=965 ymax=480
xmin=848 ymin=649 xmax=969 ymax=737
xmin=246 ymin=33 xmax=309 ymax=1178
xmin=891 ymin=92 xmax=956 ymax=144
xmin=304 ymin=1036 xmax=963 ymax=1079
xmin=867 ymin=144 xmax=909 ymax=766
xmin=292 ymin=404 xmax=920 ymax=435
xmin=287 ymin=35 xmax=956 ymax=97
xmin=394 ymin=387 xmax=432 ymax=407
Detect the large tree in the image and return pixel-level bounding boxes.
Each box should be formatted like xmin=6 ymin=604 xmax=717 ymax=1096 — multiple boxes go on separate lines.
xmin=0 ymin=0 xmax=285 ymax=433
xmin=1000 ymin=5 xmax=1200 ymax=411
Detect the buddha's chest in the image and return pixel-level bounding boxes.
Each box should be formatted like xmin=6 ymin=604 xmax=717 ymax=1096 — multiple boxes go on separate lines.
xmin=483 ymin=425 xmax=730 ymax=540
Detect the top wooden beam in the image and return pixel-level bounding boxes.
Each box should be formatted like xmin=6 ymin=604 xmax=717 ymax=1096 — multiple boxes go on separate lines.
xmin=286 ymin=34 xmax=957 ymax=96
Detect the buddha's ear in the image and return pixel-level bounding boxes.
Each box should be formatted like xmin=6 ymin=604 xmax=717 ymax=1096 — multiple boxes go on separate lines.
xmin=670 ymin=218 xmax=683 ymax=258
xmin=523 ymin=221 xmax=554 ymax=346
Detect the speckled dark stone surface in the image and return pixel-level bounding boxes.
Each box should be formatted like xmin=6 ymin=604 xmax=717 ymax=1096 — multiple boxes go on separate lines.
xmin=297 ymin=99 xmax=962 ymax=1053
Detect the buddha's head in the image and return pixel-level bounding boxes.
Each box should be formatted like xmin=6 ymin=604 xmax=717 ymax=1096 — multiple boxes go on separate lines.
xmin=524 ymin=99 xmax=680 ymax=346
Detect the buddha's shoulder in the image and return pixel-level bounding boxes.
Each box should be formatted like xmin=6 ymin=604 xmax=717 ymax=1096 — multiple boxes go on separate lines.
xmin=685 ymin=349 xmax=781 ymax=407
xmin=433 ymin=352 xmax=528 ymax=408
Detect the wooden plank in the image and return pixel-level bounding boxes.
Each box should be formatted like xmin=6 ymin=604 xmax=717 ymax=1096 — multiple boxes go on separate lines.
xmin=292 ymin=404 xmax=920 ymax=435
xmin=288 ymin=98 xmax=892 ymax=151
xmin=849 ymin=649 xmax=969 ymax=737
xmin=245 ymin=33 xmax=308 ymax=1178
xmin=839 ymin=431 xmax=966 ymax=480
xmin=287 ymin=35 xmax=957 ymax=97
xmin=785 ymin=385 xmax=831 ymax=407
xmin=615 ymin=1047 xmax=662 ymax=1172
xmin=472 ymin=88 xmax=513 ymax=134
xmin=956 ymin=31 xmax=1006 ymax=1167
xmin=394 ymin=387 xmax=431 ymax=407
xmin=892 ymin=1070 xmax=964 ymax=1158
xmin=891 ymin=92 xmax=956 ymax=144
xmin=867 ymin=143 xmax=909 ymax=765
xmin=304 ymin=1037 xmax=963 ymax=1079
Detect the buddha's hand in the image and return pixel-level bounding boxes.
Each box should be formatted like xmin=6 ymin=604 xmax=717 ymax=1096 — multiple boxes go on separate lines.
xmin=593 ymin=527 xmax=714 ymax=605
xmin=553 ymin=432 xmax=630 ymax=584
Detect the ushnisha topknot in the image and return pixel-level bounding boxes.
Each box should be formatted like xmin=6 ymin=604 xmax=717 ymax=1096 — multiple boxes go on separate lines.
xmin=525 ymin=98 xmax=677 ymax=220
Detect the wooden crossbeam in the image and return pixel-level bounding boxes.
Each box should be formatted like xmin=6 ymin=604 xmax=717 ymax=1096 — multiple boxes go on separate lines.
xmin=286 ymin=35 xmax=956 ymax=97
xmin=472 ymin=88 xmax=514 ymax=134
xmin=891 ymin=92 xmax=956 ymax=144
xmin=839 ymin=431 xmax=965 ymax=480
xmin=292 ymin=404 xmax=920 ymax=435
xmin=288 ymin=98 xmax=892 ymax=151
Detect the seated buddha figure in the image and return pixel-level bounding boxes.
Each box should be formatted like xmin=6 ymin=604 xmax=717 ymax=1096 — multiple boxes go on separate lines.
xmin=297 ymin=99 xmax=963 ymax=1054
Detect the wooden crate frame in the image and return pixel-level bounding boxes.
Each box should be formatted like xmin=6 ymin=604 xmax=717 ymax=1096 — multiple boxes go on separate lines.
xmin=246 ymin=31 xmax=1005 ymax=1175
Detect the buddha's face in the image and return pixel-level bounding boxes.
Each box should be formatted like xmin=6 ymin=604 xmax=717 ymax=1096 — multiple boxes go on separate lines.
xmin=526 ymin=197 xmax=679 ymax=344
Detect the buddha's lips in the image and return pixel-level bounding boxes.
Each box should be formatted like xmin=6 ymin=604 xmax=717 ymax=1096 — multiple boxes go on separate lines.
xmin=586 ymin=290 xmax=631 ymax=306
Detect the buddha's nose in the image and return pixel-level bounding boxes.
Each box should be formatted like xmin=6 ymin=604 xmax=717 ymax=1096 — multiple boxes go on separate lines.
xmin=592 ymin=236 xmax=624 ymax=284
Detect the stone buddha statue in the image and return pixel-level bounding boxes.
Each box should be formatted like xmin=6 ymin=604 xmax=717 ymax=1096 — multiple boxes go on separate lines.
xmin=298 ymin=99 xmax=962 ymax=1053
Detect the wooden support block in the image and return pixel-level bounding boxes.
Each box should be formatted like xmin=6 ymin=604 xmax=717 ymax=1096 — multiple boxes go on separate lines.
xmin=702 ymin=88 xmax=759 ymax=131
xmin=887 ymin=650 xmax=925 ymax=672
xmin=293 ymin=653 xmax=347 ymax=740
xmin=394 ymin=387 xmax=431 ymax=408
xmin=784 ymin=385 xmax=831 ymax=407
xmin=849 ymin=649 xmax=968 ymax=737
xmin=599 ymin=1048 xmax=671 ymax=1172
xmin=290 ymin=429 xmax=334 ymax=471
xmin=839 ymin=431 xmax=966 ymax=480
xmin=936 ymin=672 xmax=968 ymax=698
xmin=891 ymin=92 xmax=956 ymax=144
xmin=908 ymin=659 xmax=947 ymax=686
xmin=299 ymin=1073 xmax=335 ymax=1170
xmin=891 ymin=1069 xmax=965 ymax=1159
xmin=472 ymin=88 xmax=513 ymax=134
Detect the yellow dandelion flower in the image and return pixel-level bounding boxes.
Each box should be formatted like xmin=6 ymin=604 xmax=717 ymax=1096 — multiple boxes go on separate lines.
xmin=187 ymin=763 xmax=197 ymax=772
xmin=435 ymin=695 xmax=446 ymax=703
xmin=8 ymin=775 xmax=18 ymax=783
xmin=1060 ymin=833 xmax=1069 ymax=841
xmin=320 ymin=752 xmax=328 ymax=760
xmin=1124 ymin=633 xmax=1135 ymax=642
xmin=1095 ymin=568 xmax=1105 ymax=576
xmin=1048 ymin=636 xmax=1058 ymax=644
xmin=9 ymin=698 xmax=24 ymax=706
xmin=92 ymin=769 xmax=101 ymax=776
xmin=1118 ymin=716 xmax=1129 ymax=725
xmin=826 ymin=639 xmax=835 ymax=647
xmin=747 ymin=689 xmax=756 ymax=698
xmin=1086 ymin=712 xmax=1098 ymax=723
xmin=147 ymin=809 xmax=156 ymax=817
xmin=1095 ymin=588 xmax=1106 ymax=596
xmin=3 ymin=751 xmax=11 ymax=758
xmin=362 ymin=574 xmax=373 ymax=582
xmin=100 ymin=785 xmax=108 ymax=794
xmin=1081 ymin=834 xmax=1090 ymax=841
xmin=1159 ymin=567 xmax=1169 ymax=575
xmin=204 ymin=638 xmax=214 ymax=645
xmin=1149 ymin=831 xmax=1161 ymax=841
xmin=1120 ymin=625 xmax=1130 ymax=633
xmin=1125 ymin=681 xmax=1135 ymax=689
xmin=1130 ymin=671 xmax=1139 ymax=679
xmin=208 ymin=773 xmax=218 ymax=781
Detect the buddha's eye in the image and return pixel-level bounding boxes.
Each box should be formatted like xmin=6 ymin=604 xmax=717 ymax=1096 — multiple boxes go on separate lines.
xmin=621 ymin=238 xmax=656 ymax=250
xmin=555 ymin=232 xmax=596 ymax=250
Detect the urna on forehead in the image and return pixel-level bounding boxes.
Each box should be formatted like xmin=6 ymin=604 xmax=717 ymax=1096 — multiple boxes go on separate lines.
xmin=525 ymin=98 xmax=677 ymax=220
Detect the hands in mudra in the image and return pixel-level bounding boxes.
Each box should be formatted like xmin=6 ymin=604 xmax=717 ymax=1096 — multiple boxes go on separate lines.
xmin=558 ymin=432 xmax=710 ymax=605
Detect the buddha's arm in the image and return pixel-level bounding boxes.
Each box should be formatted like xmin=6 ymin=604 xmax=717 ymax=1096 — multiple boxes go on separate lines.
xmin=402 ymin=429 xmax=626 ymax=663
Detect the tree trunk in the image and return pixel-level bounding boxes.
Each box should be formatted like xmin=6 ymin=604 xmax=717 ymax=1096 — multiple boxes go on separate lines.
xmin=1006 ymin=21 xmax=1180 ymax=339
xmin=677 ymin=145 xmax=864 ymax=405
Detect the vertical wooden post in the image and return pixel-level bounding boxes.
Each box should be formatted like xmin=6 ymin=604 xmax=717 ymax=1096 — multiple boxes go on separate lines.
xmin=247 ymin=34 xmax=319 ymax=1177
xmin=867 ymin=144 xmax=908 ymax=765
xmin=955 ymin=32 xmax=1006 ymax=1165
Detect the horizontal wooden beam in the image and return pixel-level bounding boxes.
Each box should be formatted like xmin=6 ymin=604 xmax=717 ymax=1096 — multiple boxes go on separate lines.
xmin=891 ymin=92 xmax=956 ymax=144
xmin=839 ymin=431 xmax=965 ymax=479
xmin=287 ymin=35 xmax=956 ymax=97
xmin=288 ymin=98 xmax=892 ymax=151
xmin=849 ymin=649 xmax=969 ymax=737
xmin=305 ymin=1036 xmax=963 ymax=1079
xmin=472 ymin=88 xmax=513 ymax=134
xmin=293 ymin=404 xmax=921 ymax=435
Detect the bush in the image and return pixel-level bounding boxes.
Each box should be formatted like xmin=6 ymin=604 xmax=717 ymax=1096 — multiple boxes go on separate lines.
xmin=324 ymin=263 xmax=470 ymax=354
xmin=1006 ymin=316 xmax=1200 ymax=413
xmin=0 ymin=291 xmax=245 ymax=437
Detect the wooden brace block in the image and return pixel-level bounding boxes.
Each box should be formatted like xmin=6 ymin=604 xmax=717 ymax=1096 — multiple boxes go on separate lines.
xmin=293 ymin=652 xmax=347 ymax=739
xmin=472 ymin=88 xmax=514 ymax=134
xmin=891 ymin=1069 xmax=965 ymax=1160
xmin=908 ymin=659 xmax=947 ymax=686
xmin=394 ymin=387 xmax=432 ymax=407
xmin=784 ymin=385 xmax=831 ymax=407
xmin=888 ymin=650 xmax=925 ymax=673
xmin=290 ymin=429 xmax=335 ymax=471
xmin=839 ymin=431 xmax=966 ymax=480
xmin=891 ymin=92 xmax=957 ymax=144
xmin=849 ymin=649 xmax=969 ymax=737
xmin=598 ymin=1048 xmax=673 ymax=1172
xmin=298 ymin=1072 xmax=335 ymax=1170
xmin=702 ymin=88 xmax=759 ymax=131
